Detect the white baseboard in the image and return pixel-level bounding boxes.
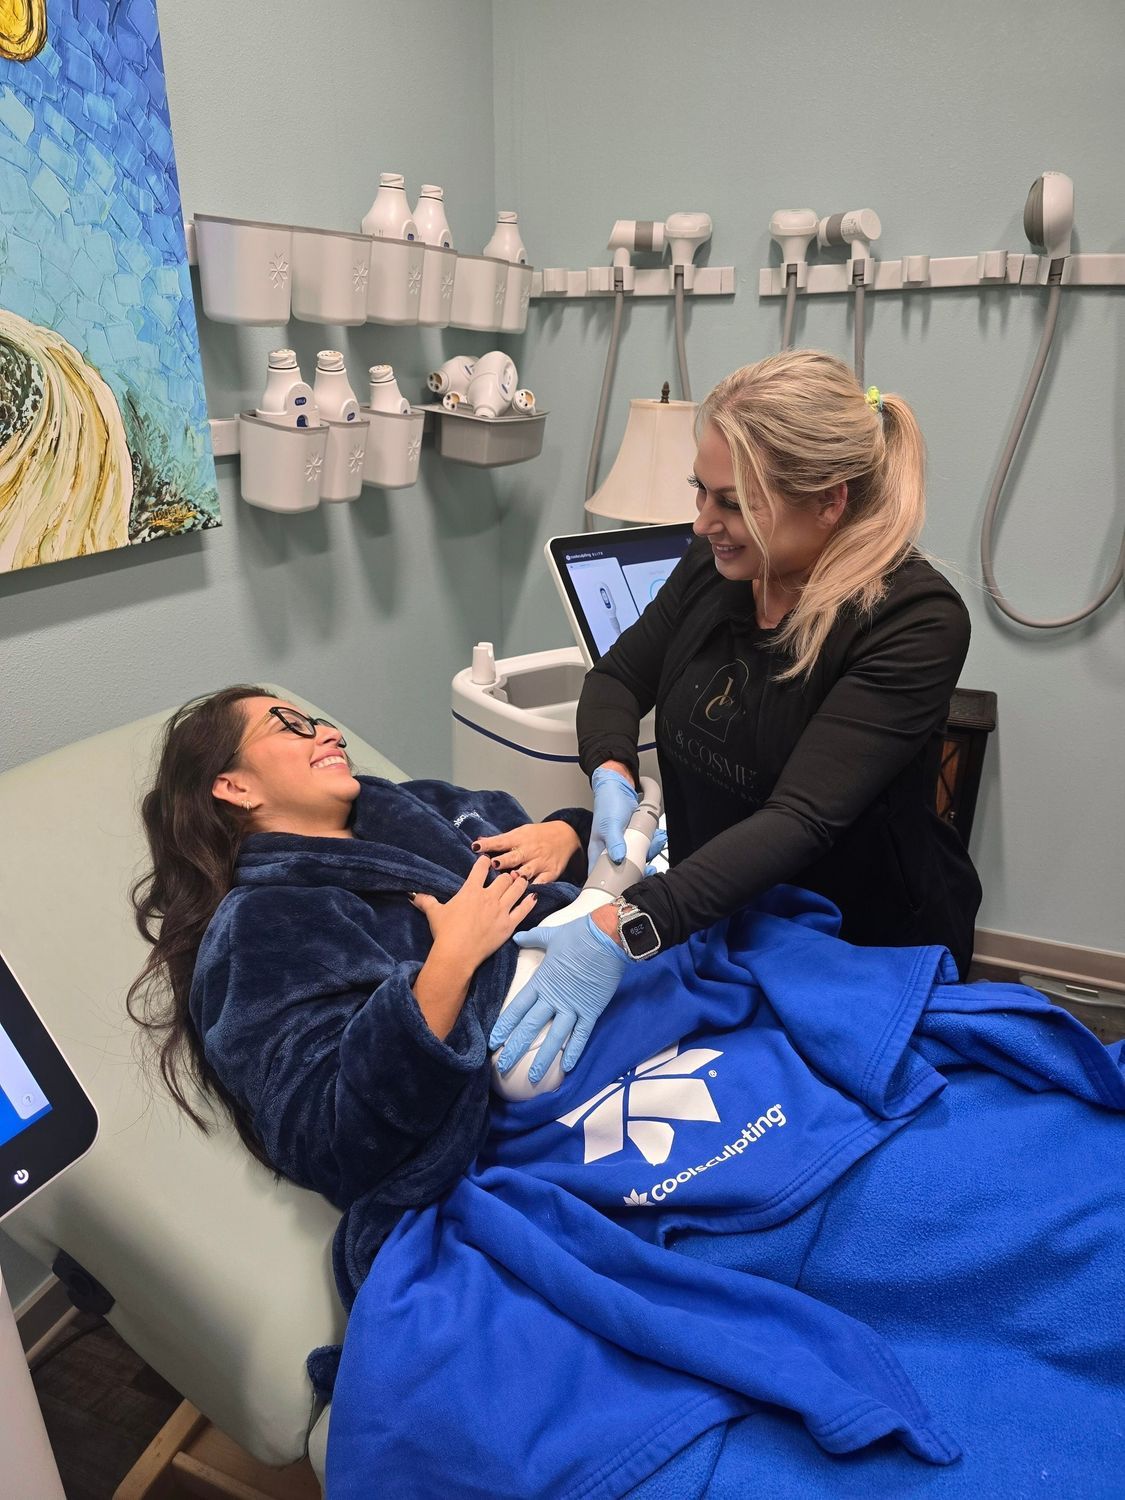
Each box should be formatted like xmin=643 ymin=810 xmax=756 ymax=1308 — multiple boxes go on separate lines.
xmin=14 ymin=1277 xmax=79 ymax=1361
xmin=972 ymin=927 xmax=1125 ymax=991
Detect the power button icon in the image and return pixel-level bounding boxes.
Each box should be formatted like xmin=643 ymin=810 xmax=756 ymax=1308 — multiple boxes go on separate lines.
xmin=13 ymin=1169 xmax=29 ymax=1186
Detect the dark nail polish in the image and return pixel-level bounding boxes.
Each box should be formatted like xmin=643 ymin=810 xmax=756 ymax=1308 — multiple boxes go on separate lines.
xmin=471 ymin=842 xmax=481 ymax=852
xmin=492 ymin=859 xmax=501 ymax=868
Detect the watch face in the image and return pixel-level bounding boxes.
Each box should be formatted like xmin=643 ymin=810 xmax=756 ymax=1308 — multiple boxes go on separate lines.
xmin=621 ymin=911 xmax=660 ymax=959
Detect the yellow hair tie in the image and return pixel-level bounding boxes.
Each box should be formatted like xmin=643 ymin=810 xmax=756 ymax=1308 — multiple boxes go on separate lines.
xmin=865 ymin=385 xmax=884 ymax=413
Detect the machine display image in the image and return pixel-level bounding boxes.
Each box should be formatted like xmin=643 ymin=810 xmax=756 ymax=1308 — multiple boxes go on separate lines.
xmin=0 ymin=1020 xmax=50 ymax=1149
xmin=546 ymin=522 xmax=696 ymax=665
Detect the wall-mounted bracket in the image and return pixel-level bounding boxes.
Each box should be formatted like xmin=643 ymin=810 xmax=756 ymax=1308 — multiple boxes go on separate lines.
xmin=208 ymin=417 xmax=240 ymax=457
xmin=533 ymin=266 xmax=735 ymax=299
xmin=759 ymin=252 xmax=1125 ymax=296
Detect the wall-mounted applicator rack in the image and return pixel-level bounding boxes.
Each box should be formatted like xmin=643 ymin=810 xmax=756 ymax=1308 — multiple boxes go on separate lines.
xmin=532 ymin=266 xmax=735 ymax=298
xmin=759 ymin=252 xmax=1125 ymax=296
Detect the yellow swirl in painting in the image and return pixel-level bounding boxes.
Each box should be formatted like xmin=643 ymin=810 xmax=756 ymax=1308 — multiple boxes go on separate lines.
xmin=0 ymin=306 xmax=133 ymax=571
xmin=0 ymin=0 xmax=46 ymax=61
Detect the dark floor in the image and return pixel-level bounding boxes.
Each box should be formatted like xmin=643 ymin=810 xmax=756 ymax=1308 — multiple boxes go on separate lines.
xmin=31 ymin=1313 xmax=182 ymax=1500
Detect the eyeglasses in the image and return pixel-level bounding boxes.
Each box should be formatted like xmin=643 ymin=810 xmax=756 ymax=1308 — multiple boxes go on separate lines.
xmin=265 ymin=705 xmax=347 ymax=747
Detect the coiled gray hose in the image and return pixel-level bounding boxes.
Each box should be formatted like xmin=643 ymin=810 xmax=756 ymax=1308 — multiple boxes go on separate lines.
xmin=781 ymin=269 xmax=797 ymax=350
xmin=981 ymin=272 xmax=1124 ymax=627
xmin=584 ymin=284 xmax=626 ymax=527
xmin=673 ymin=266 xmax=692 ymax=401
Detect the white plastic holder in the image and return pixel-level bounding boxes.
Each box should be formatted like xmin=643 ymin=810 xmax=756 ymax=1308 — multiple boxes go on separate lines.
xmin=366 ymin=236 xmax=425 ymax=325
xmin=977 ymin=250 xmax=1010 ymax=283
xmin=361 ymin=407 xmax=425 ymax=489
xmin=422 ymin=404 xmax=547 ymax=467
xmin=320 ymin=415 xmax=370 ymax=503
xmin=533 ymin=266 xmax=734 ymax=299
xmin=1021 ymin=252 xmax=1125 ymax=287
xmin=587 ymin=265 xmax=639 ymax=294
xmin=291 ymin=228 xmax=372 ymax=325
xmin=754 ymin=251 xmax=1125 ymax=296
xmin=194 ymin=214 xmax=293 ymax=325
xmin=499 ymin=262 xmax=534 ymax=333
xmin=449 ymin=253 xmax=509 ymax=331
xmin=847 ymin=255 xmax=878 ymax=287
xmin=901 ymin=255 xmax=931 ymax=287
xmin=418 ymin=243 xmax=458 ymax=328
xmin=237 ymin=412 xmax=328 ymax=513
xmin=539 ymin=267 xmax=581 ymax=295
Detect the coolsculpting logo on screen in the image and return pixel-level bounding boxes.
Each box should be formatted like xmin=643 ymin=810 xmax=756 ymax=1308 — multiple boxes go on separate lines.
xmin=556 ymin=1042 xmax=788 ymax=1207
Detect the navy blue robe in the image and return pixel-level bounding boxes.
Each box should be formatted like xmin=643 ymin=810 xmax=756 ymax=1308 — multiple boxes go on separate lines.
xmin=189 ymin=776 xmax=590 ymax=1310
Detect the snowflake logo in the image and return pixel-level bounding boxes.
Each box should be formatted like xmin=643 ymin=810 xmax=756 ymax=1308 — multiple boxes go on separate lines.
xmin=407 ymin=265 xmax=422 ymax=295
xmin=348 ymin=444 xmax=365 ymax=474
xmin=352 ymin=260 xmax=369 ymax=292
xmin=520 ymin=283 xmax=531 ymax=310
xmin=441 ymin=269 xmax=456 ymax=300
xmin=304 ymin=451 xmax=323 ymax=483
xmin=495 ymin=278 xmax=507 ymax=307
xmin=557 ymin=1043 xmax=723 ymax=1166
xmin=267 ymin=253 xmax=289 ymax=288
xmin=407 ymin=434 xmax=421 ymax=462
xmin=622 ymin=1188 xmax=649 ymax=1208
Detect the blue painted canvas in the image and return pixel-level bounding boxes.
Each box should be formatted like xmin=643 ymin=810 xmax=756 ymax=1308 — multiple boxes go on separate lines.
xmin=0 ymin=0 xmax=218 ymax=573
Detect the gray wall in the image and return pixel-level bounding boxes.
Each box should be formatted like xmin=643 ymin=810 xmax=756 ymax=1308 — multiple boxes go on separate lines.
xmin=0 ymin=0 xmax=500 ymax=1311
xmin=492 ymin=0 xmax=1124 ymax=953
xmin=1 ymin=0 xmax=502 ymax=783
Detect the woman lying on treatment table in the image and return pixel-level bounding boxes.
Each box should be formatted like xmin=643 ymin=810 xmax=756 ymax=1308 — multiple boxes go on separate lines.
xmin=130 ymin=686 xmax=1125 ymax=1500
xmin=128 ymin=684 xmax=600 ymax=1283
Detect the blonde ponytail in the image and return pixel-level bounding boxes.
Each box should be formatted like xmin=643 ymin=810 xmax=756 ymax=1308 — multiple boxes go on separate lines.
xmin=700 ymin=351 xmax=927 ymax=681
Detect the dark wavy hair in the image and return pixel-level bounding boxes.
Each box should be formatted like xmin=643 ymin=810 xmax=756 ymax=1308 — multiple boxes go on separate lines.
xmin=127 ymin=685 xmax=274 ymax=1168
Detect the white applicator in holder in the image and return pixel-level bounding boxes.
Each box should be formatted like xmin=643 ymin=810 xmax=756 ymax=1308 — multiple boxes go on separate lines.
xmin=313 ymin=351 xmax=360 ymax=422
xmin=427 ymin=354 xmax=476 ymax=399
xmin=362 ymin=363 xmax=424 ymax=491
xmin=256 ymin=349 xmax=318 ymax=429
xmin=367 ymin=364 xmax=411 ymax=414
xmin=414 ymin=184 xmax=458 ymax=328
xmin=313 ymin=352 xmax=368 ymax=504
xmin=465 ymin=350 xmax=518 ymax=419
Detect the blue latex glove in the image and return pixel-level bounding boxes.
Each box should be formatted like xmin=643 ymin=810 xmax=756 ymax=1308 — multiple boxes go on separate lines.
xmin=588 ymin=766 xmax=639 ymax=873
xmin=489 ymin=915 xmax=629 ymax=1082
xmin=644 ymin=827 xmax=668 ymax=875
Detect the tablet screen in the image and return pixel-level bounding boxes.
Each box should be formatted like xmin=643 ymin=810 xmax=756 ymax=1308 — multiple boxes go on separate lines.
xmin=0 ymin=948 xmax=97 ymax=1221
xmin=546 ymin=523 xmax=696 ymax=664
xmin=0 ymin=1021 xmax=51 ymax=1148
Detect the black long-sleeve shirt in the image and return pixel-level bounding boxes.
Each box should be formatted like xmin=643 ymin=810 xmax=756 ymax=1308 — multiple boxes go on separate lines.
xmin=577 ymin=539 xmax=982 ymax=975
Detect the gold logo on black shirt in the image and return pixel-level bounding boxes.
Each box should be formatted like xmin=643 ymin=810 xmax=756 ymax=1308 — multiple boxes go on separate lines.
xmin=689 ymin=660 xmax=749 ymax=743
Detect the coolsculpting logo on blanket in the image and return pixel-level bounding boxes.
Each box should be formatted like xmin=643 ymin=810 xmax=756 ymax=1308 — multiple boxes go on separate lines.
xmin=557 ymin=1043 xmax=723 ymax=1166
xmin=633 ymin=1104 xmax=788 ymax=1206
xmin=556 ymin=1043 xmax=788 ymax=1207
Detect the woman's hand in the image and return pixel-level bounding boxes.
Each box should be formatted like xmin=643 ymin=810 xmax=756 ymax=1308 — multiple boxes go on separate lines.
xmin=489 ymin=914 xmax=628 ymax=1081
xmin=588 ymin=764 xmax=639 ymax=872
xmin=411 ymin=856 xmax=537 ymax=970
xmin=471 ymin=821 xmax=582 ymax=884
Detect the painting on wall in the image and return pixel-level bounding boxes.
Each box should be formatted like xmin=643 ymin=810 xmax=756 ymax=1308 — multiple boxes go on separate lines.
xmin=0 ymin=0 xmax=218 ymax=574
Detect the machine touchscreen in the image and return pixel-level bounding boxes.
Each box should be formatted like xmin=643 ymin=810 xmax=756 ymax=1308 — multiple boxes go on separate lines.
xmin=545 ymin=522 xmax=695 ymax=667
xmin=0 ymin=946 xmax=97 ymax=1222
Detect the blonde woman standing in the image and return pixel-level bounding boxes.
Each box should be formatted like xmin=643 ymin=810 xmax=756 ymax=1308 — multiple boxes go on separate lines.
xmin=491 ymin=350 xmax=981 ymax=1084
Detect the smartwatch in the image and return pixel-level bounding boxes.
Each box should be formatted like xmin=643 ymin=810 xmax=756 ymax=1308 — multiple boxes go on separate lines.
xmin=612 ymin=898 xmax=662 ymax=961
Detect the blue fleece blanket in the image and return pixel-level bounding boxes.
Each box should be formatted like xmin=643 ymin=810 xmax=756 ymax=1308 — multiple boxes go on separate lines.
xmin=325 ymin=890 xmax=1125 ymax=1499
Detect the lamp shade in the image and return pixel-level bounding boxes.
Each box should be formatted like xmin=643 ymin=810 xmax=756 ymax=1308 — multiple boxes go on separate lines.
xmin=585 ymin=398 xmax=699 ymax=523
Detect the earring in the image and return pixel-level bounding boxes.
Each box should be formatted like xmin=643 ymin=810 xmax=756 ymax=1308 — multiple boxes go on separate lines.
xmin=242 ymin=799 xmax=253 ymax=812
